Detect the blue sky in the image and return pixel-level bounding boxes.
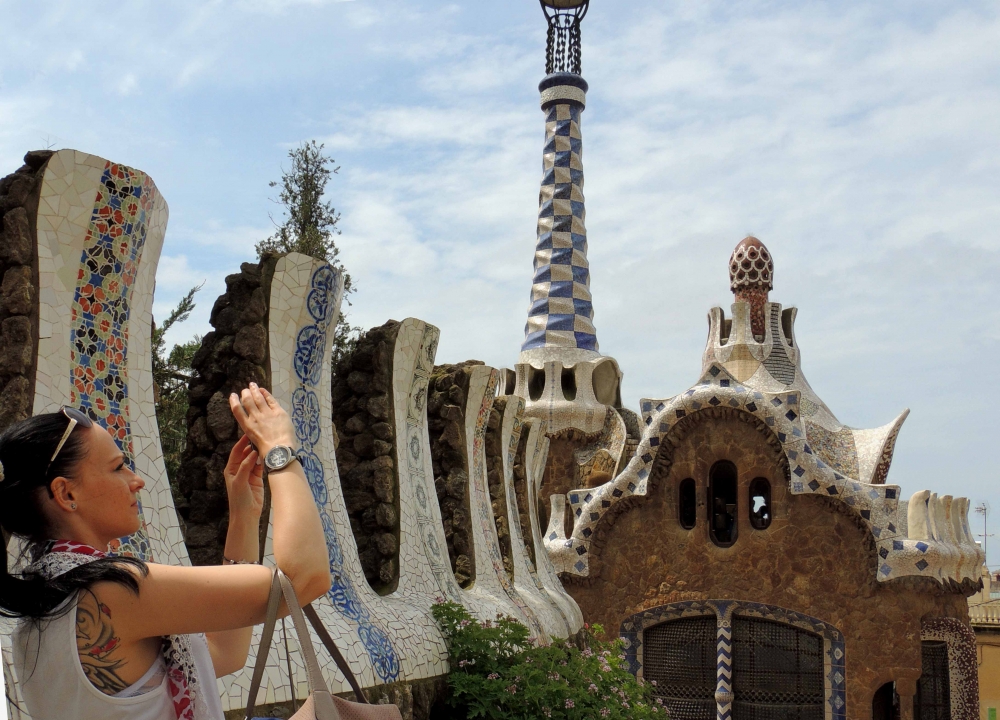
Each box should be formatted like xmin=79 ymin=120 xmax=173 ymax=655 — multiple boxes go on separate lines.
xmin=2 ymin=1 xmax=999 ymax=560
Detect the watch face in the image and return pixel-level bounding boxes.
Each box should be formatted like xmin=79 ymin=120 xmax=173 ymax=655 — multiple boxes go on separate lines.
xmin=266 ymin=446 xmax=291 ymax=469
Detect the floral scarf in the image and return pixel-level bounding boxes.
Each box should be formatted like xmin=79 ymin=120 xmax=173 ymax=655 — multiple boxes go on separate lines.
xmin=27 ymin=540 xmax=205 ymax=720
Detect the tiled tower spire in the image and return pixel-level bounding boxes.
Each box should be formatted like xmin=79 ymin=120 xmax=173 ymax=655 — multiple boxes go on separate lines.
xmin=521 ymin=73 xmax=598 ymax=355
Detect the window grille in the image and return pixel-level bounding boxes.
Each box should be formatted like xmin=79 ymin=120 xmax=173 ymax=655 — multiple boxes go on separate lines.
xmin=642 ymin=616 xmax=717 ymax=720
xmin=915 ymin=641 xmax=951 ymax=720
xmin=732 ymin=616 xmax=825 ymax=720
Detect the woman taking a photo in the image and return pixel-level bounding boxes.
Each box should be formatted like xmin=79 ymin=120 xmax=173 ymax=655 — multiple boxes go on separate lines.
xmin=0 ymin=382 xmax=329 ymax=720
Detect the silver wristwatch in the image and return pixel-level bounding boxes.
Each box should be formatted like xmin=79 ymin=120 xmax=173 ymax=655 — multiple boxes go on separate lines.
xmin=263 ymin=445 xmax=300 ymax=472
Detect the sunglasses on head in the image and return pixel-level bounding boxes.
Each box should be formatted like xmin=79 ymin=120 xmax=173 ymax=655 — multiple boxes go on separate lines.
xmin=46 ymin=406 xmax=94 ymax=475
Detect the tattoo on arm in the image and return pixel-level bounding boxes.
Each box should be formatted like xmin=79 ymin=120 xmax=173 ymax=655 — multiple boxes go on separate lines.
xmin=75 ymin=591 xmax=128 ymax=695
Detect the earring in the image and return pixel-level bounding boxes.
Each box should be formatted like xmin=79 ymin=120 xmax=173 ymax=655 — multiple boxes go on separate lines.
xmin=70 ymin=503 xmax=77 ymax=510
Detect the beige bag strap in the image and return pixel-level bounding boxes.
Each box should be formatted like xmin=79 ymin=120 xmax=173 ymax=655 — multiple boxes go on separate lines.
xmin=276 ymin=570 xmax=339 ymax=719
xmin=244 ymin=569 xmax=285 ymax=720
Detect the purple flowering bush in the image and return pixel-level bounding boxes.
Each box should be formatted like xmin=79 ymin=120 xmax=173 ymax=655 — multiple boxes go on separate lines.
xmin=431 ymin=601 xmax=665 ymax=719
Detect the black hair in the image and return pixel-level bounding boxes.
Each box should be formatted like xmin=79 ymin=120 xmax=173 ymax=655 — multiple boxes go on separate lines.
xmin=0 ymin=412 xmax=147 ymax=620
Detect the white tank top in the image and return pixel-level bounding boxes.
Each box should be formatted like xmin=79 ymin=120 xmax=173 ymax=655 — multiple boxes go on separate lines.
xmin=12 ymin=596 xmax=225 ymax=720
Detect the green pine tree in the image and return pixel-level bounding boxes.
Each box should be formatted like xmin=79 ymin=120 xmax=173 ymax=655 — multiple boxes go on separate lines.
xmin=256 ymin=140 xmax=359 ymax=363
xmin=152 ymin=284 xmax=202 ymax=490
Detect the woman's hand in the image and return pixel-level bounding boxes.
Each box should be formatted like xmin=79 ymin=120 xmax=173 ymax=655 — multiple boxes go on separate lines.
xmin=224 ymin=434 xmax=264 ymax=520
xmin=228 ymin=383 xmax=296 ymax=456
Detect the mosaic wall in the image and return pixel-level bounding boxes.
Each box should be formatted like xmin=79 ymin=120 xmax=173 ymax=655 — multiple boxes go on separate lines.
xmin=1 ymin=155 xmax=582 ymax=719
xmin=2 ymin=149 xmax=184 ymax=720
xmin=219 ymin=256 xmax=583 ymax=713
xmin=620 ymin=600 xmax=846 ymax=720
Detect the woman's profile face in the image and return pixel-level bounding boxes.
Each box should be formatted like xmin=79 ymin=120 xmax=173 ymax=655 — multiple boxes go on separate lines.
xmin=66 ymin=425 xmax=146 ymax=543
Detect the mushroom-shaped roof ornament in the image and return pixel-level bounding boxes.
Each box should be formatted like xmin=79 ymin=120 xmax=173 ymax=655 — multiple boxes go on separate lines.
xmin=728 ymin=235 xmax=774 ymax=340
xmin=729 ymin=235 xmax=774 ymax=292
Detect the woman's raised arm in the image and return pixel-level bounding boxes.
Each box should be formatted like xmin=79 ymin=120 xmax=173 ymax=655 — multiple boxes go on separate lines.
xmin=93 ymin=383 xmax=331 ymax=654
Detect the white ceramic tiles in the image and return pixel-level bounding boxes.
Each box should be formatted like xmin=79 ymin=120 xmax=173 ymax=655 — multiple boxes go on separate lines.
xmin=496 ymin=397 xmax=574 ymax=638
xmin=3 ymin=149 xmax=188 ymax=720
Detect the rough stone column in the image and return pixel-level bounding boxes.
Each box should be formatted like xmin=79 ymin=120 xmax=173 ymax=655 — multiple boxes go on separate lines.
xmin=330 ymin=320 xmax=401 ymax=594
xmin=485 ymin=396 xmax=515 ymax=580
xmin=427 ymin=361 xmax=481 ymax=588
xmin=0 ymin=151 xmax=51 ymax=434
xmin=179 ymin=256 xmax=276 ymax=565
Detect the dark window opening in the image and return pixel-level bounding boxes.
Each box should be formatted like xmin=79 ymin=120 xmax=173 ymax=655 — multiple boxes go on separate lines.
xmin=679 ymin=478 xmax=697 ymax=530
xmin=708 ymin=461 xmax=738 ymax=547
xmin=561 ymin=366 xmax=577 ymax=401
xmin=749 ymin=477 xmax=772 ymax=530
xmin=915 ymin=641 xmax=951 ymax=720
xmin=501 ymin=368 xmax=516 ymax=396
xmin=781 ymin=308 xmax=795 ymax=347
xmin=643 ymin=616 xmax=717 ymax=720
xmin=732 ymin=616 xmax=824 ymax=720
xmin=527 ymin=366 xmax=545 ymax=401
xmin=873 ymin=681 xmax=900 ymax=720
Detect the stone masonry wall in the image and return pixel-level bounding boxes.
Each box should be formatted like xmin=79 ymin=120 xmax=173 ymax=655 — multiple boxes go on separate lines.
xmin=426 ymin=362 xmax=480 ymax=588
xmin=331 ymin=320 xmax=400 ymax=595
xmin=178 ymin=257 xmax=276 ymax=565
xmin=485 ymin=396 xmax=514 ymax=581
xmin=566 ymin=409 xmax=971 ymax=717
xmin=0 ymin=151 xmax=51 ymax=434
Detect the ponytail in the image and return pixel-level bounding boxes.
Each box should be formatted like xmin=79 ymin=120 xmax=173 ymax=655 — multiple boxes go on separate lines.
xmin=0 ymin=413 xmax=147 ymax=620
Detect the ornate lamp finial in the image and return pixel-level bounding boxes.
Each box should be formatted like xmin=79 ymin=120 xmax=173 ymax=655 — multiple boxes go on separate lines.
xmin=539 ymin=0 xmax=590 ymax=75
xmin=729 ymin=236 xmax=774 ymax=340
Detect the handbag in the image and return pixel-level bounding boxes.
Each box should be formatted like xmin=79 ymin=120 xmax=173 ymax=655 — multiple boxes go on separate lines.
xmin=245 ymin=568 xmax=403 ymax=720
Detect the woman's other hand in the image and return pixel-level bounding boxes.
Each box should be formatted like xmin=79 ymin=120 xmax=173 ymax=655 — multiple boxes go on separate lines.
xmin=228 ymin=383 xmax=296 ymax=455
xmin=224 ymin=434 xmax=264 ymax=520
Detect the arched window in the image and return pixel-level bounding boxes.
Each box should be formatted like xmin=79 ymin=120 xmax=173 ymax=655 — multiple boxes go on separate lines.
xmin=749 ymin=477 xmax=771 ymax=530
xmin=643 ymin=616 xmax=717 ymax=720
xmin=915 ymin=641 xmax=951 ymax=720
xmin=678 ymin=478 xmax=696 ymax=530
xmin=708 ymin=460 xmax=738 ymax=547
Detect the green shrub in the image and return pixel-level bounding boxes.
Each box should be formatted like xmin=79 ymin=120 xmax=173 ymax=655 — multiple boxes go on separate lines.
xmin=431 ymin=601 xmax=666 ymax=719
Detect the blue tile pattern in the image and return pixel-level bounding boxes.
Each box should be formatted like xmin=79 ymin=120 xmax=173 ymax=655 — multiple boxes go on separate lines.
xmin=522 ymin=87 xmax=598 ymax=352
xmin=69 ymin=162 xmax=156 ymax=561
xmin=291 ymin=263 xmax=400 ymax=682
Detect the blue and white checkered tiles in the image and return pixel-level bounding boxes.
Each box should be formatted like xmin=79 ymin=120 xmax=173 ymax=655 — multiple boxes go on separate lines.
xmin=522 ymin=98 xmax=598 ymax=352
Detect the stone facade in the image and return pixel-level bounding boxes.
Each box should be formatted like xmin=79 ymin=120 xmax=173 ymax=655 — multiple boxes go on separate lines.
xmin=179 ymin=256 xmax=277 ymax=565
xmin=0 ymin=151 xmax=51 ymax=434
xmin=426 ymin=361 xmax=480 ymax=588
xmin=566 ymin=409 xmax=972 ymax=717
xmin=330 ymin=320 xmax=401 ymax=594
